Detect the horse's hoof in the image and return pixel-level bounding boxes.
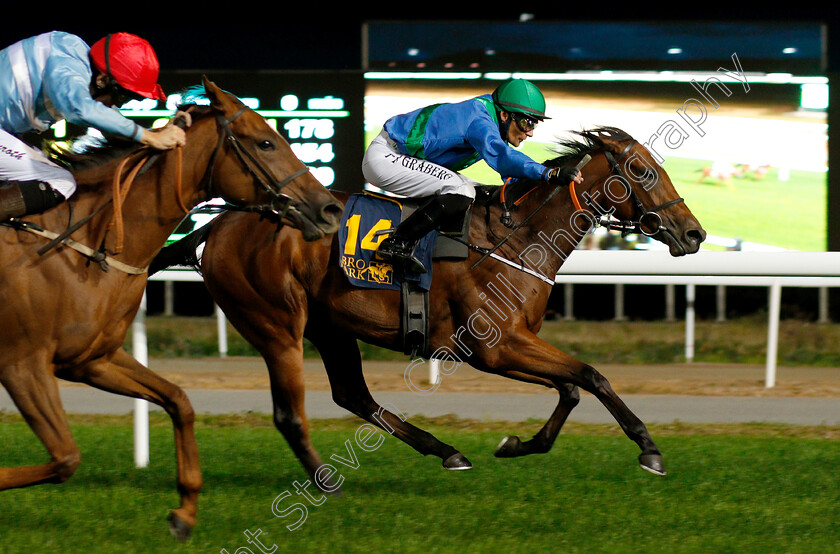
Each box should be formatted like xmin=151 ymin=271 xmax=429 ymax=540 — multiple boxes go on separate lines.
xmin=167 ymin=512 xmax=194 ymax=542
xmin=639 ymin=453 xmax=666 ymax=476
xmin=494 ymin=435 xmax=523 ymax=458
xmin=443 ymin=453 xmax=472 ymax=470
xmin=315 ymin=477 xmax=343 ymax=497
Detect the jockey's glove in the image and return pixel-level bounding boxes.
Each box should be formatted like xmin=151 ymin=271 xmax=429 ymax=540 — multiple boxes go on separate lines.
xmin=545 ymin=166 xmax=581 ymax=185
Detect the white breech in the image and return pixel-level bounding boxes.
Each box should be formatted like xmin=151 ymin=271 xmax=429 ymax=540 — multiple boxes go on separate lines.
xmin=362 ymin=129 xmax=477 ymax=200
xmin=0 ymin=128 xmax=75 ymax=198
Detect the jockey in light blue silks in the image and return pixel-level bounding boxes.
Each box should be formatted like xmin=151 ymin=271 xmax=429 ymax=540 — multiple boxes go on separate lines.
xmin=0 ymin=31 xmax=186 ymax=221
xmin=363 ymin=78 xmax=584 ymax=274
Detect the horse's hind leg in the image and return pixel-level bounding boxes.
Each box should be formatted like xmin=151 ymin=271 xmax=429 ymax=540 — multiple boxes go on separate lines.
xmin=60 ymin=349 xmax=201 ymax=541
xmin=309 ymin=331 xmax=471 ymax=470
xmin=494 ymin=381 xmax=581 ymax=458
xmin=0 ymin=363 xmax=81 ymax=489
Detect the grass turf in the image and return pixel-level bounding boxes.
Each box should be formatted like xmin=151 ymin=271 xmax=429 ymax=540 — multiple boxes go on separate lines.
xmin=0 ymin=414 xmax=837 ymax=553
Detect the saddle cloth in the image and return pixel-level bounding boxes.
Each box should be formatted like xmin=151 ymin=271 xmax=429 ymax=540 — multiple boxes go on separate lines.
xmin=338 ymin=192 xmax=437 ymax=291
xmin=337 ymin=191 xmax=475 ymax=357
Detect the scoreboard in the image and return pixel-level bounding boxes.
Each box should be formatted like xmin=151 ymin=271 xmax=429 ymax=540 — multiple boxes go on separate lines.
xmin=64 ymin=70 xmax=367 ymax=241
xmin=129 ymin=70 xmax=366 ymax=194
xmin=48 ymin=70 xmax=366 ymax=192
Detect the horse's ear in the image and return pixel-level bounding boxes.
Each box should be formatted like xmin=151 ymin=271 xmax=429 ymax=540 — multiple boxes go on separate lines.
xmin=202 ymin=76 xmax=240 ymax=115
xmin=202 ymin=76 xmax=223 ymax=106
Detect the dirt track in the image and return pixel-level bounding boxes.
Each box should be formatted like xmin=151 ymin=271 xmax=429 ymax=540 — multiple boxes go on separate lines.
xmin=63 ymin=356 xmax=840 ymax=398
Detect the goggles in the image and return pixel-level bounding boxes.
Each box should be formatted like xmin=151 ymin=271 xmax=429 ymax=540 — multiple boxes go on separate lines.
xmin=114 ymin=85 xmax=145 ymax=107
xmin=512 ymin=113 xmax=539 ymax=133
xmin=96 ymin=78 xmax=145 ymax=108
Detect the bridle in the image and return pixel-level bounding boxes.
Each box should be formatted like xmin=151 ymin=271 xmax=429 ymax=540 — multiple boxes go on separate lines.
xmin=585 ymin=140 xmax=685 ymax=238
xmin=471 ymin=139 xmax=685 ymax=276
xmin=200 ymin=106 xmax=309 ymax=219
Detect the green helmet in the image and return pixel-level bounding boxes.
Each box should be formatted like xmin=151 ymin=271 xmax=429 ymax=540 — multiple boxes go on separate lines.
xmin=492 ymin=79 xmax=550 ymax=120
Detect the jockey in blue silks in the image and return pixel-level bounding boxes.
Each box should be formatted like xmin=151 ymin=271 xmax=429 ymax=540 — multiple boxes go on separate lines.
xmin=363 ymin=78 xmax=583 ymax=274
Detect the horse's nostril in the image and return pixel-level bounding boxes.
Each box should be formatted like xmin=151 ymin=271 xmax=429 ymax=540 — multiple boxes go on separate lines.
xmin=322 ymin=202 xmax=344 ymax=222
xmin=321 ymin=202 xmax=344 ymax=219
xmin=686 ymin=229 xmax=706 ymax=244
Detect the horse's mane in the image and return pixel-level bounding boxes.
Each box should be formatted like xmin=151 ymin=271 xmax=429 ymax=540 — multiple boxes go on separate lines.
xmin=46 ymin=135 xmax=141 ymax=175
xmin=545 ymin=126 xmax=632 ymax=168
xmin=476 ymin=126 xmax=632 ymax=206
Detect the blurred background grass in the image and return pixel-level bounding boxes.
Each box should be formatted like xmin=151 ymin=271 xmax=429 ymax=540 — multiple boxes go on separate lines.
xmin=458 ymin=146 xmax=827 ymax=252
xmin=127 ymin=315 xmax=840 ymax=367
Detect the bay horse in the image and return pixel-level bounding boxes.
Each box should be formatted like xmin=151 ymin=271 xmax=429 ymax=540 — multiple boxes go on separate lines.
xmin=155 ymin=126 xmax=704 ymax=490
xmin=0 ymin=77 xmax=342 ymax=540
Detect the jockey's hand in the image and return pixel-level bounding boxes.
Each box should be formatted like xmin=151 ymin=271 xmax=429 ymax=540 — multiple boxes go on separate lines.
xmin=140 ymin=111 xmax=191 ymax=150
xmin=545 ymin=166 xmax=583 ymax=186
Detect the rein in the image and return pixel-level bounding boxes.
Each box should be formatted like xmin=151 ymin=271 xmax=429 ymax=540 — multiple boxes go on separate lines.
xmin=471 ymin=154 xmax=591 ymax=270
xmin=110 ymin=148 xmax=166 ymax=254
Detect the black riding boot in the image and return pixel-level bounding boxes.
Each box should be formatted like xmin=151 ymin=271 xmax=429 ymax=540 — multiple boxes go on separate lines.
xmin=0 ymin=183 xmax=26 ymax=221
xmin=0 ymin=180 xmax=64 ymax=221
xmin=376 ymin=193 xmax=472 ymax=274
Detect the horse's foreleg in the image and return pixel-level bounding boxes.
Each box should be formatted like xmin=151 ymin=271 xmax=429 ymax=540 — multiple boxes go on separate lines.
xmin=485 ymin=333 xmax=665 ymax=475
xmin=259 ymin=339 xmax=338 ymax=491
xmin=208 ymin=267 xmax=346 ymax=491
xmin=310 ymin=332 xmax=471 ymax=470
xmin=61 ymin=349 xmax=202 ymax=540
xmin=0 ymin=362 xmax=81 ymax=489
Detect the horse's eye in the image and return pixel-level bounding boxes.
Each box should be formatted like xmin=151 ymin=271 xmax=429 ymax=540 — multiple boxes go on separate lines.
xmin=258 ymin=139 xmax=275 ymax=151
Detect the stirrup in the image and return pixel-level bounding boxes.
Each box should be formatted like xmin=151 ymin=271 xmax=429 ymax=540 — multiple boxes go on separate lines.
xmin=400 ymin=255 xmax=428 ymax=275
xmin=376 ymin=239 xmax=428 ymax=274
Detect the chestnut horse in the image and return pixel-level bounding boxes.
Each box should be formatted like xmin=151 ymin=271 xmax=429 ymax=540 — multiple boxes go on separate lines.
xmin=0 ymin=78 xmax=342 ymax=540
xmin=155 ymin=126 xmax=704 ymax=489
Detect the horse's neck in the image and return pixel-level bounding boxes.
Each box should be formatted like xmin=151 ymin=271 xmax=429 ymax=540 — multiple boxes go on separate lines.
xmin=486 ymin=178 xmax=598 ymax=279
xmin=70 ymin=147 xmax=209 ymax=266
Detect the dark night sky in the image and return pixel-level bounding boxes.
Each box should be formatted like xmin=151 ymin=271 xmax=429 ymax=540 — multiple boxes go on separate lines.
xmin=1 ymin=8 xmax=837 ymax=73
xmin=0 ymin=22 xmax=365 ymax=72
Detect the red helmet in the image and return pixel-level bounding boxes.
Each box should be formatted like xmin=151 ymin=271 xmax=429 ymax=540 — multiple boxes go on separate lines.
xmin=89 ymin=33 xmax=166 ymax=101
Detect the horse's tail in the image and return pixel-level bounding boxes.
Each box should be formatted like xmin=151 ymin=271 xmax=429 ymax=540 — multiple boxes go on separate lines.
xmin=148 ymin=224 xmax=212 ymax=276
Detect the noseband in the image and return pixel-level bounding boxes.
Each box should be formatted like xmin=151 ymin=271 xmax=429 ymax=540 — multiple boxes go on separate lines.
xmin=592 ymin=141 xmax=685 ymax=238
xmin=202 ymin=107 xmax=308 ymax=218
